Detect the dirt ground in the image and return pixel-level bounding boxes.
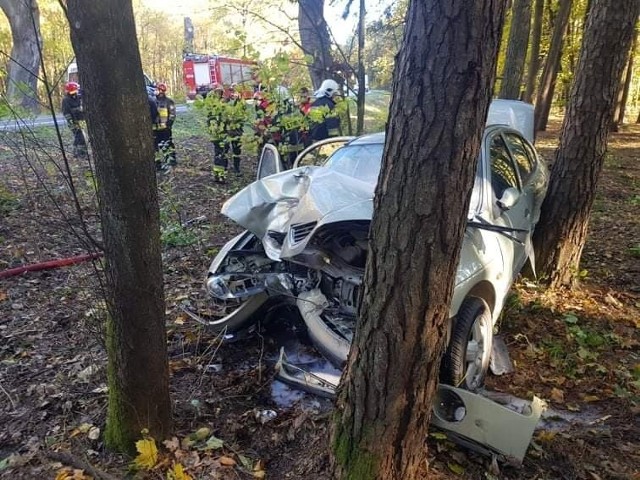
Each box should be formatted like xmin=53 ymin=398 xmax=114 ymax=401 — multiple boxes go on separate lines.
xmin=0 ymin=117 xmax=638 ymax=480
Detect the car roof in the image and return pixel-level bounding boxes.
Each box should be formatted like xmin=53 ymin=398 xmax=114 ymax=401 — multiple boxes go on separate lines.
xmin=348 ymin=132 xmax=385 ymax=146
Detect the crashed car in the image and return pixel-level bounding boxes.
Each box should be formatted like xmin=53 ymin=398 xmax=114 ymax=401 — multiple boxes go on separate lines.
xmin=201 ymin=100 xmax=548 ymax=393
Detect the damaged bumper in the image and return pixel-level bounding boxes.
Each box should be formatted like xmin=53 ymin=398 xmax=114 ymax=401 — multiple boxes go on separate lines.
xmin=274 ymin=348 xmax=545 ymax=464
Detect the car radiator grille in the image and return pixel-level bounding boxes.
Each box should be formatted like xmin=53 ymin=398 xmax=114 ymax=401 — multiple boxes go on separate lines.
xmin=290 ymin=221 xmax=317 ymax=244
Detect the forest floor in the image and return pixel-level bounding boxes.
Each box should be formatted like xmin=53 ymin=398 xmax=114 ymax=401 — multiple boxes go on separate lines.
xmin=0 ymin=115 xmax=638 ymax=480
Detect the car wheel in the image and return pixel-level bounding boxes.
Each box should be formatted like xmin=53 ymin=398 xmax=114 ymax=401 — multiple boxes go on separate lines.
xmin=441 ymin=297 xmax=493 ymax=391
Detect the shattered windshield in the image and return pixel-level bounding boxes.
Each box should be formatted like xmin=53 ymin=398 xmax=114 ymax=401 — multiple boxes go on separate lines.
xmin=323 ymin=143 xmax=384 ymax=184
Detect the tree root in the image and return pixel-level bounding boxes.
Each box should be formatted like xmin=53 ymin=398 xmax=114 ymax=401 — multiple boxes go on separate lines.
xmin=45 ymin=451 xmax=120 ymax=480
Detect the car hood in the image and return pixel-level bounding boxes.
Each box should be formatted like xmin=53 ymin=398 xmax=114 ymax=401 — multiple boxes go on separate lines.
xmin=222 ymin=166 xmax=375 ymax=258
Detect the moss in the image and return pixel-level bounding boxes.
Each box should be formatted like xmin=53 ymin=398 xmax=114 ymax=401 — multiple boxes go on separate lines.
xmin=332 ymin=416 xmax=379 ymax=480
xmin=104 ymin=315 xmax=136 ymax=454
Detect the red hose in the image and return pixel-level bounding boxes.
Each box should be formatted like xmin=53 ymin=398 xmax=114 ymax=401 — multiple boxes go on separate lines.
xmin=0 ymin=252 xmax=103 ymax=279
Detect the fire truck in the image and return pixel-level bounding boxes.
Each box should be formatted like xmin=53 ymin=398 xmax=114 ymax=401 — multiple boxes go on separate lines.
xmin=182 ymin=53 xmax=256 ymax=100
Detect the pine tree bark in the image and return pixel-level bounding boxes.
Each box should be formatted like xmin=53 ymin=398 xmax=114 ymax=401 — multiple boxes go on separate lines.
xmin=0 ymin=0 xmax=41 ymax=113
xmin=65 ymin=0 xmax=172 ymax=452
xmin=298 ymin=0 xmax=334 ymax=89
xmin=523 ymin=0 xmax=544 ymax=102
xmin=499 ymin=0 xmax=532 ymax=99
xmin=330 ymin=1 xmax=506 ymax=479
xmin=534 ymin=0 xmax=572 ymax=132
xmin=533 ymin=0 xmax=639 ymax=288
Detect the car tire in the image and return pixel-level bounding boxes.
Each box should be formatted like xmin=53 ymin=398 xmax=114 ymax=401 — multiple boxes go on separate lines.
xmin=441 ymin=297 xmax=493 ymax=391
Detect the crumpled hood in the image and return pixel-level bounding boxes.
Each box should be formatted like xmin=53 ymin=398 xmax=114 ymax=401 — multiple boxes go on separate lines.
xmin=222 ymin=166 xmax=375 ymax=252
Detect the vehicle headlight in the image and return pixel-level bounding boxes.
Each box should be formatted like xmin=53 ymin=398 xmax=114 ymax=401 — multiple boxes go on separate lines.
xmin=206 ymin=276 xmax=230 ymax=298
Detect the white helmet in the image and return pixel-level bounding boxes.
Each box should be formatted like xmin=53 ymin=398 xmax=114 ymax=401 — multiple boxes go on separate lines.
xmin=315 ymin=79 xmax=339 ymax=98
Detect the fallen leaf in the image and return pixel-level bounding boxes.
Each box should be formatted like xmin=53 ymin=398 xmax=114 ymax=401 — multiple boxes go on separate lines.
xmin=238 ymin=454 xmax=252 ymax=470
xmin=203 ymin=435 xmax=224 ymax=451
xmin=88 ymin=427 xmax=100 ymax=441
xmin=192 ymin=427 xmax=211 ymax=441
xmin=447 ymin=462 xmax=464 ymax=475
xmin=163 ymin=437 xmax=180 ymax=452
xmin=536 ymin=430 xmax=557 ymax=443
xmin=168 ymin=462 xmax=193 ymax=480
xmin=583 ymin=395 xmax=599 ymax=402
xmin=133 ymin=438 xmax=158 ymax=470
xmin=550 ymin=387 xmax=565 ymax=403
xmin=219 ymin=456 xmax=236 ymax=467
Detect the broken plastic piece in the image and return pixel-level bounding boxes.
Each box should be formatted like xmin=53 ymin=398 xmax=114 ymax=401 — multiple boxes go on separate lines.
xmin=430 ymin=384 xmax=546 ymax=464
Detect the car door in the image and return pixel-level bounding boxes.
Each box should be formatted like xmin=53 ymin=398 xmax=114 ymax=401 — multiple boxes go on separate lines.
xmin=485 ymin=130 xmax=530 ymax=277
xmin=256 ymin=143 xmax=284 ymax=180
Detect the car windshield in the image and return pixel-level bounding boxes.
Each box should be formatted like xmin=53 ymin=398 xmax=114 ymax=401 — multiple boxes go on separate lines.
xmin=323 ymin=143 xmax=384 ymax=184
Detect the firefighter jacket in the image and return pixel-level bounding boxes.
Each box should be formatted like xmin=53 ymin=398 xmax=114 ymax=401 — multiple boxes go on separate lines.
xmin=205 ymin=95 xmax=230 ymax=142
xmin=61 ymin=93 xmax=85 ymax=129
xmin=308 ymin=96 xmax=340 ymax=141
xmin=153 ymin=95 xmax=176 ymax=131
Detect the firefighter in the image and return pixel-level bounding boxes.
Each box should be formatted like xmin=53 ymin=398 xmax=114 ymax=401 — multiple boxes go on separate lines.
xmin=61 ymin=82 xmax=88 ymax=158
xmin=272 ymin=87 xmax=306 ymax=168
xmin=309 ymin=79 xmax=341 ymax=141
xmin=206 ymin=84 xmax=229 ymax=183
xmin=226 ymin=84 xmax=247 ymax=176
xmin=298 ymin=87 xmax=312 ymax=115
xmin=297 ymin=87 xmax=313 ymax=148
xmin=253 ymin=88 xmax=274 ymax=153
xmin=152 ymin=82 xmax=177 ymax=171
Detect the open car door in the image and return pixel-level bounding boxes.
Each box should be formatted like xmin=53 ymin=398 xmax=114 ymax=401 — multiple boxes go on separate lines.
xmin=293 ymin=136 xmax=355 ymax=169
xmin=257 ymin=143 xmax=284 ymax=180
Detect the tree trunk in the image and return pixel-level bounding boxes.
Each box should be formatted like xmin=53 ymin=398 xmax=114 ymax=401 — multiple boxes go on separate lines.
xmin=499 ymin=0 xmax=532 ymax=99
xmin=66 ymin=0 xmax=172 ymax=452
xmin=612 ymin=29 xmax=637 ymax=129
xmin=356 ymin=0 xmax=366 ymax=135
xmin=534 ymin=0 xmax=572 ymax=132
xmin=532 ymin=0 xmax=639 ymax=289
xmin=298 ymin=0 xmax=334 ymax=89
xmin=524 ymin=0 xmax=544 ymax=102
xmin=0 ymin=0 xmax=41 ymax=113
xmin=330 ymin=1 xmax=506 ymax=479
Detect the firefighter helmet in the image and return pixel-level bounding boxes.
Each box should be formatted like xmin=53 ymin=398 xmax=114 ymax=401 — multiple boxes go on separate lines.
xmin=65 ymin=82 xmax=80 ymax=94
xmin=156 ymin=82 xmax=167 ymax=93
xmin=315 ymin=79 xmax=339 ymax=98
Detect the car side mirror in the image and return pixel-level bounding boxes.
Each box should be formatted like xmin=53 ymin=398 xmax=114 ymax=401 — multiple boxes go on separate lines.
xmin=497 ymin=187 xmax=520 ymax=211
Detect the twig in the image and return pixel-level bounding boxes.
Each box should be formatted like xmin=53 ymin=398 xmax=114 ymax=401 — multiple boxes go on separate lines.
xmin=45 ymin=451 xmax=120 ymax=480
xmin=0 ymin=379 xmax=16 ymax=410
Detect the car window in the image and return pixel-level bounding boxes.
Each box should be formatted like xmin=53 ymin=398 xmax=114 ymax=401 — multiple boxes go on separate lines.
xmin=296 ymin=142 xmax=347 ymax=167
xmin=503 ymin=132 xmax=534 ymax=185
xmin=323 ymin=143 xmax=384 ymax=184
xmin=489 ymin=134 xmax=520 ymax=198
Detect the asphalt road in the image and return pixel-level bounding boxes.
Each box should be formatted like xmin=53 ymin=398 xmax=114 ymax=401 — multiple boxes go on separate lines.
xmin=0 ymin=104 xmax=189 ymax=132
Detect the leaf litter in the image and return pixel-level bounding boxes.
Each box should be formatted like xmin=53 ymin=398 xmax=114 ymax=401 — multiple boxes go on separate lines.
xmin=0 ymin=120 xmax=639 ymax=478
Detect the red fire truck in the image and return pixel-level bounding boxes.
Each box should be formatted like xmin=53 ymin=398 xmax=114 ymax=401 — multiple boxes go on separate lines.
xmin=182 ymin=53 xmax=256 ymax=100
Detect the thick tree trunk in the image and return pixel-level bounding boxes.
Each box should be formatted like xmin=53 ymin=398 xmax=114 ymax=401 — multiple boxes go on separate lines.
xmin=533 ymin=0 xmax=639 ymax=289
xmin=524 ymin=0 xmax=544 ymax=102
xmin=66 ymin=0 xmax=172 ymax=452
xmin=499 ymin=0 xmax=532 ymax=99
xmin=534 ymin=0 xmax=572 ymax=132
xmin=0 ymin=0 xmax=41 ymax=113
xmin=298 ymin=0 xmax=334 ymax=89
xmin=330 ymin=1 xmax=506 ymax=479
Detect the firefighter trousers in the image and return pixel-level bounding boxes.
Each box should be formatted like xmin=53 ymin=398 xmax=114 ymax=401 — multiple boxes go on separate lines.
xmin=154 ymin=128 xmax=177 ymax=168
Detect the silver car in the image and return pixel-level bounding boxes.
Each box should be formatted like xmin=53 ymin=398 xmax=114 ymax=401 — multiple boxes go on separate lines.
xmin=201 ymin=100 xmax=548 ymax=392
